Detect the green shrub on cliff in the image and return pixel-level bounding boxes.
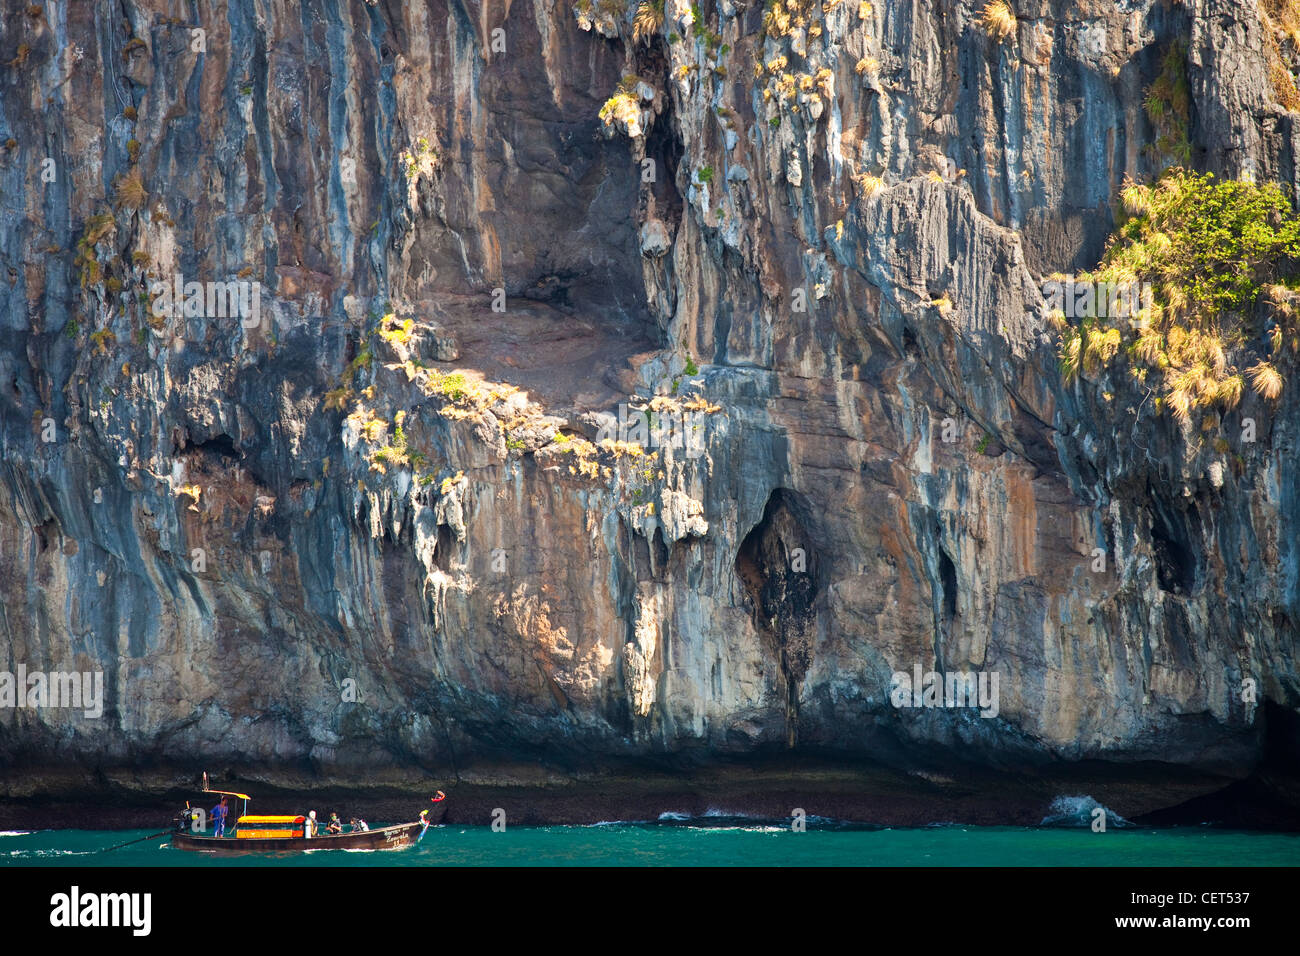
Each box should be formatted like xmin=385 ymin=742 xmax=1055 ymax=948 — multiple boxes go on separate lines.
xmin=1057 ymin=168 xmax=1300 ymax=423
xmin=1113 ymin=170 xmax=1300 ymax=317
xmin=439 ymin=372 xmax=468 ymax=402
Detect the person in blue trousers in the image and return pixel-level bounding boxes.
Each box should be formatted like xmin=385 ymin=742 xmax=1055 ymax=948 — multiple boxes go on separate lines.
xmin=211 ymin=796 xmax=229 ymax=838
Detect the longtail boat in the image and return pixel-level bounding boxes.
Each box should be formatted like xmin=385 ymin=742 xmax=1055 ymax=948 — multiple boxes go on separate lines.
xmin=168 ymin=773 xmax=445 ymax=855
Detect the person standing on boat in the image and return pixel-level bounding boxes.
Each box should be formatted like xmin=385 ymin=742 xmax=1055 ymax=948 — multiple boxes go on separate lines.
xmin=211 ymin=797 xmax=229 ymax=838
xmin=304 ymin=810 xmax=317 ymax=838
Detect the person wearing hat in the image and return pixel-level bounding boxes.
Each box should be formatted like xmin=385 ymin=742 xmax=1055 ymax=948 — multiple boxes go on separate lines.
xmin=304 ymin=810 xmax=317 ymax=838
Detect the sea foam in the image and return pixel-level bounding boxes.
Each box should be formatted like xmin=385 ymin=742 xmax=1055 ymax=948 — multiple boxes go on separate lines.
xmin=1040 ymin=795 xmax=1132 ymax=828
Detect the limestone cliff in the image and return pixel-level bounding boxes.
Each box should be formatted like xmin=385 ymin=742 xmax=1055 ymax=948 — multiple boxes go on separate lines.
xmin=0 ymin=0 xmax=1297 ymax=820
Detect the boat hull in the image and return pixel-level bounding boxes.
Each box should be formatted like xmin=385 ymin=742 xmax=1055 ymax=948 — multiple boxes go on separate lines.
xmin=170 ymin=821 xmax=424 ymax=854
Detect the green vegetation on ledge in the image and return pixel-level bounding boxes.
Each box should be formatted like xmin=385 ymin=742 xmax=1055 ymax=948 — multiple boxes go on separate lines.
xmin=1056 ymin=168 xmax=1300 ymax=424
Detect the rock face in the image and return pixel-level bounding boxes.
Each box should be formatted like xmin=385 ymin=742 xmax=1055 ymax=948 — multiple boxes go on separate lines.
xmin=0 ymin=0 xmax=1296 ymax=813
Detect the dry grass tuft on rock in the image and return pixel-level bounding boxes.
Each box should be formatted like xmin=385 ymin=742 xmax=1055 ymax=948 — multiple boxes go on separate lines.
xmin=632 ymin=0 xmax=664 ymax=44
xmin=1261 ymin=1 xmax=1300 ymax=111
xmin=978 ymin=1 xmax=1016 ymax=42
xmin=114 ymin=168 xmax=147 ymax=210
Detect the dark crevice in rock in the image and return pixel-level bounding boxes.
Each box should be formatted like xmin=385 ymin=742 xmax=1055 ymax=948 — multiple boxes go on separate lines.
xmin=937 ymin=545 xmax=958 ymax=624
xmin=433 ymin=523 xmax=455 ymax=574
xmin=632 ymin=528 xmax=654 ymax=582
xmin=187 ymin=433 xmax=240 ymax=461
xmin=1137 ymin=701 xmax=1300 ymax=831
xmin=643 ymin=60 xmax=683 ymax=224
xmin=900 ymin=325 xmax=922 ymax=361
xmin=33 ymin=517 xmax=58 ymax=554
xmin=651 ymin=525 xmax=669 ymax=573
xmin=910 ymin=511 xmax=959 ymax=672
xmin=1149 ymin=494 xmax=1200 ymax=596
xmin=1010 ymin=405 xmax=1064 ymax=479
xmin=736 ymin=489 xmax=821 ymax=748
xmin=520 ymin=271 xmax=578 ymax=309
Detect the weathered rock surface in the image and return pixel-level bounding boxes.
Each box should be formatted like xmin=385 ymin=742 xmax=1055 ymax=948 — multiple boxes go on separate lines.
xmin=0 ymin=0 xmax=1296 ymax=819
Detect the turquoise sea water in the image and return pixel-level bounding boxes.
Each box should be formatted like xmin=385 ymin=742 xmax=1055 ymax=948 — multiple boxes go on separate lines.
xmin=2 ymin=822 xmax=1296 ymax=866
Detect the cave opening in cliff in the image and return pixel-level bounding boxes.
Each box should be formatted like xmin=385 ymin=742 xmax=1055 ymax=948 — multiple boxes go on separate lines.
xmin=735 ymin=489 xmax=823 ymax=747
xmin=937 ymin=546 xmax=958 ymax=622
xmin=643 ymin=62 xmax=683 ymax=226
xmin=434 ymin=523 xmax=455 ymax=573
xmin=1149 ymin=500 xmax=1199 ymax=596
xmin=651 ymin=525 xmax=670 ymax=573
xmin=1136 ymin=700 xmax=1300 ymax=828
xmin=176 ymin=432 xmax=240 ymax=461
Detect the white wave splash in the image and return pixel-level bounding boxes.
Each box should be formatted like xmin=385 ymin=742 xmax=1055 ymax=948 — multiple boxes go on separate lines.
xmin=1040 ymin=795 xmax=1132 ymax=828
